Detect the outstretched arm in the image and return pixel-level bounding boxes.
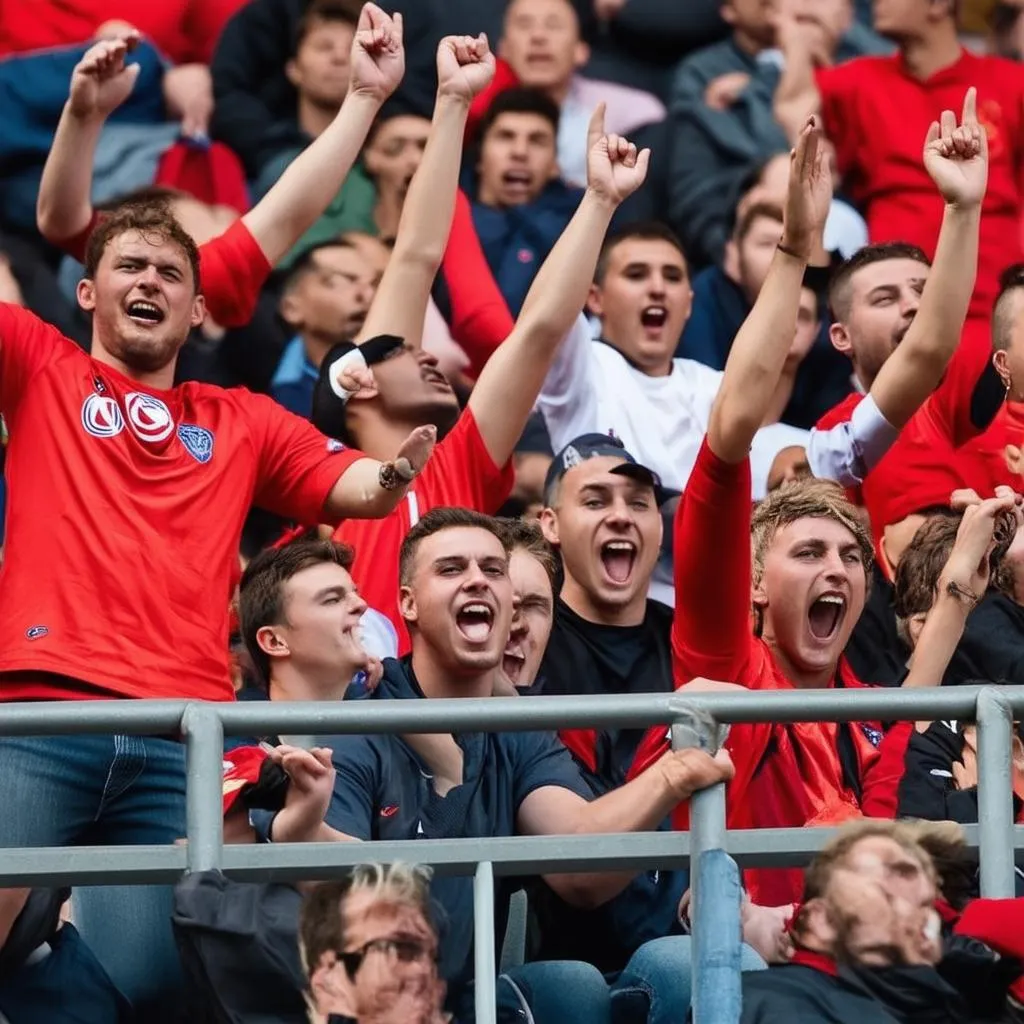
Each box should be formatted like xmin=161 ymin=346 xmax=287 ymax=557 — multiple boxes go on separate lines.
xmin=708 ymin=120 xmax=831 ymax=464
xmin=869 ymin=89 xmax=987 ymax=432
xmin=357 ymin=34 xmax=496 ymax=348
xmin=467 ymin=105 xmax=651 ymax=468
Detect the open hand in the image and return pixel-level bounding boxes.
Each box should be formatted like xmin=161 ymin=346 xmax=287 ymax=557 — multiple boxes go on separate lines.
xmin=349 ymin=3 xmax=405 ymax=103
xmin=69 ymin=33 xmax=141 ymax=119
xmin=923 ymin=87 xmax=988 ymax=209
xmin=780 ymin=117 xmax=832 ymax=260
xmin=585 ymin=103 xmax=651 ymax=206
xmin=436 ymin=34 xmax=495 ymax=103
xmin=269 ymin=745 xmax=335 ymax=843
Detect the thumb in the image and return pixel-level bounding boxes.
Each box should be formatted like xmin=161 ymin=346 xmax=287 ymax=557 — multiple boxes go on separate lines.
xmin=633 ymin=148 xmax=652 ymax=185
xmin=123 ymin=62 xmax=141 ymax=87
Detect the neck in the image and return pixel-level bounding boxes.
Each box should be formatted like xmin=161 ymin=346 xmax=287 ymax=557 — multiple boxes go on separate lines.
xmin=374 ymin=189 xmax=404 ymax=241
xmin=604 ymin=331 xmax=673 ymax=378
xmin=91 ymin=343 xmax=176 ymax=391
xmin=410 ymin=645 xmax=495 ymax=700
xmin=732 ymin=28 xmax=769 ymax=57
xmin=349 ymin=407 xmax=428 ymax=461
xmin=763 ymin=366 xmax=797 ymax=425
xmin=298 ymin=97 xmax=340 ymax=139
xmin=268 ymin=664 xmax=351 ymax=704
xmin=900 ymin=28 xmax=961 ymax=80
xmin=300 ymin=331 xmax=337 ymax=369
xmin=543 ymin=78 xmax=573 ymax=107
xmin=560 ymin=575 xmax=647 ymax=627
xmin=764 ymin=635 xmax=838 ymax=689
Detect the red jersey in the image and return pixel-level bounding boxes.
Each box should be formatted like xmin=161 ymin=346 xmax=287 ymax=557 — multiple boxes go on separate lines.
xmin=65 ymin=217 xmax=270 ymax=330
xmin=334 ymin=409 xmax=514 ymax=654
xmin=0 ymin=305 xmax=365 ymax=702
xmin=816 ymin=318 xmax=1007 ymax=543
xmin=817 ymin=50 xmax=1024 ymax=320
xmin=0 ymin=0 xmax=247 ymax=65
xmin=629 ymin=439 xmax=912 ymax=906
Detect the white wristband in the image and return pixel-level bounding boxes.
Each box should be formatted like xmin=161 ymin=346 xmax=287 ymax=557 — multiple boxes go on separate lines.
xmin=327 ymin=348 xmax=369 ymax=404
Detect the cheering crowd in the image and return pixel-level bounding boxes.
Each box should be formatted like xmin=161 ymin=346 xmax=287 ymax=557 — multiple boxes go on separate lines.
xmin=3 ymin=0 xmax=1024 ymax=1022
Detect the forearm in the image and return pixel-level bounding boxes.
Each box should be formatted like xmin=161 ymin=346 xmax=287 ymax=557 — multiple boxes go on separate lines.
xmin=37 ymin=107 xmax=104 ymax=241
xmin=871 ymin=204 xmax=981 ymax=430
xmin=905 ymin=590 xmax=970 ymax=730
xmin=324 ymin=457 xmax=414 ymax=521
xmin=242 ymin=91 xmax=381 ymax=266
xmin=774 ymin=50 xmax=820 ymax=144
xmin=709 ymin=248 xmax=807 ymax=463
xmin=360 ymin=94 xmax=470 ymax=348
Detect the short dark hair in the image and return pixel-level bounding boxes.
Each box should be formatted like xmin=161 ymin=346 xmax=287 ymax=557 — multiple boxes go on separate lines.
xmin=477 ymin=87 xmax=560 ymax=143
xmin=398 ymin=507 xmax=509 ymax=587
xmin=293 ymin=0 xmax=360 ymax=55
xmin=735 ymin=201 xmax=784 ymax=244
xmin=96 ymin=184 xmax=189 ymax=213
xmin=828 ymin=242 xmax=930 ymax=322
xmin=495 ymin=517 xmax=558 ymax=584
xmin=282 ymin=237 xmax=360 ymax=293
xmin=594 ymin=220 xmax=688 ymax=285
xmin=239 ymin=539 xmax=355 ymax=685
xmin=84 ymin=200 xmax=201 ymax=291
xmin=992 ymin=263 xmax=1024 ymax=352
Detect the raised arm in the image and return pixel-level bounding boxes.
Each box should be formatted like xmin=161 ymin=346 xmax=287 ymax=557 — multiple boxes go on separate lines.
xmin=772 ymin=17 xmax=823 ymax=145
xmin=868 ymin=89 xmax=987 ymax=432
xmin=708 ymin=120 xmax=831 ymax=464
xmin=356 ymin=34 xmax=496 ymax=348
xmin=242 ymin=4 xmax=405 ymax=266
xmin=37 ymin=34 xmax=142 ymax=243
xmin=468 ymin=105 xmax=650 ymax=467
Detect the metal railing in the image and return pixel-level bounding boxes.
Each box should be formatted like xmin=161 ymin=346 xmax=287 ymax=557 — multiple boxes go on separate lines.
xmin=0 ymin=685 xmax=1021 ymax=1024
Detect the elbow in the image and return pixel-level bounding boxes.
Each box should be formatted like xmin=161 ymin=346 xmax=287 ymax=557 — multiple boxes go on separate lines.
xmin=393 ymin=242 xmax=446 ymax=275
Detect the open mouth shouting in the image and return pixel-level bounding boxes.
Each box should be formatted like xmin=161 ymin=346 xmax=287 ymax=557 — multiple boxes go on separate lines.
xmin=502 ymin=642 xmax=526 ymax=685
xmin=501 ymin=169 xmax=535 ymax=200
xmin=600 ymin=539 xmax=637 ymax=586
xmin=125 ymin=299 xmax=166 ymax=326
xmin=807 ymin=592 xmax=847 ymax=644
xmin=640 ymin=305 xmax=668 ymax=337
xmin=455 ymin=601 xmax=495 ymax=644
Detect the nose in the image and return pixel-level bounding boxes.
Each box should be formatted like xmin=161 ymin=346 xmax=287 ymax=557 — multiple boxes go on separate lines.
xmin=137 ymin=265 xmax=161 ymax=291
xmin=822 ymin=548 xmax=848 ymax=580
xmin=350 ymin=592 xmax=368 ymax=618
xmin=605 ymin=497 xmax=634 ymax=527
xmin=415 ymin=350 xmax=439 ymax=369
xmin=462 ymin=561 xmax=490 ymax=591
xmin=509 ymin=136 xmax=529 ymax=161
xmin=901 ymin=289 xmax=919 ymax=319
xmin=648 ymin=274 xmax=667 ymax=298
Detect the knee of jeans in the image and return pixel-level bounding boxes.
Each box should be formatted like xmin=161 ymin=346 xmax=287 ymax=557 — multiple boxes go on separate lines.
xmin=740 ymin=944 xmax=768 ymax=973
xmin=620 ymin=936 xmax=694 ymax=989
xmin=500 ymin=960 xmax=610 ymax=1017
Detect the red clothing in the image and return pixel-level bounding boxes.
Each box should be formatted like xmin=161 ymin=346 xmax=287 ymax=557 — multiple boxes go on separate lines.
xmin=334 ymin=409 xmax=514 ymax=654
xmin=0 ymin=305 xmax=365 ymax=702
xmin=817 ymin=50 xmax=1024 ymax=320
xmin=65 ymin=217 xmax=270 ymax=329
xmin=0 ymin=0 xmax=246 ymax=65
xmin=629 ymin=439 xmax=911 ymax=905
xmin=816 ymin=318 xmax=1007 ymax=545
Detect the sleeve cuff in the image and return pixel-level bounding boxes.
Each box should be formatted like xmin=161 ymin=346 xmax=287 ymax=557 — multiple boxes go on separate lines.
xmin=808 ymin=394 xmax=898 ymax=485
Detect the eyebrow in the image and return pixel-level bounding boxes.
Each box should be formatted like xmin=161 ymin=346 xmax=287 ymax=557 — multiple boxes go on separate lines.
xmin=312 ymin=585 xmax=350 ymax=601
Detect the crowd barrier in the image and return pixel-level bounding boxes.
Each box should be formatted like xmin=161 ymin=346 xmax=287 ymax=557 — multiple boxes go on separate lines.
xmin=0 ymin=685 xmax=1021 ymax=1023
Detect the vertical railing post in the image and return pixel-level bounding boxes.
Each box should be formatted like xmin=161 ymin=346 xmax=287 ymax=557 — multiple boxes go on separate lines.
xmin=976 ymin=687 xmax=1015 ymax=897
xmin=474 ymin=861 xmax=497 ymax=1024
xmin=181 ymin=703 xmax=224 ymax=874
xmin=673 ymin=712 xmax=739 ymax=1024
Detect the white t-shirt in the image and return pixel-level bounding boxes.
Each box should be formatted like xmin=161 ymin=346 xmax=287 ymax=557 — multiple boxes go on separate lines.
xmin=537 ymin=316 xmax=810 ymax=604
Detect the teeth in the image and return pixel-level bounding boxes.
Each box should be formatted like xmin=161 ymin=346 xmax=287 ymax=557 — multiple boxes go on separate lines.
xmin=463 ymin=603 xmax=491 ymax=617
xmin=604 ymin=541 xmax=635 ymax=552
xmin=817 ymin=595 xmax=845 ymax=606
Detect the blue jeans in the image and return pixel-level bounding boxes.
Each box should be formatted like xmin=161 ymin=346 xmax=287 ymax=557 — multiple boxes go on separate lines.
xmin=498 ymin=959 xmax=611 ymax=1024
xmin=0 ymin=734 xmax=187 ymax=1021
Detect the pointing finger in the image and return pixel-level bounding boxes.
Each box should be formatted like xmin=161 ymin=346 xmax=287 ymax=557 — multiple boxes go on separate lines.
xmin=962 ymin=85 xmax=977 ymax=127
xmin=587 ymin=102 xmax=607 ymax=153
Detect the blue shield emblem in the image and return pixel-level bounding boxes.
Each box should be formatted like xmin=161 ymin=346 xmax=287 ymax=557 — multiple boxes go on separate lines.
xmin=178 ymin=424 xmax=214 ymax=464
xmin=860 ymin=724 xmax=883 ymax=748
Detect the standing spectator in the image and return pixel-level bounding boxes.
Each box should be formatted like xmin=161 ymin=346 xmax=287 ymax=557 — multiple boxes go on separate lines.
xmin=300 ymin=867 xmax=446 ymax=1024
xmin=316 ymin=507 xmax=734 ymax=1024
xmin=469 ymin=88 xmax=583 ymax=315
xmin=473 ymin=0 xmax=665 ymax=187
xmin=774 ymin=0 xmax=1024 ymax=321
xmin=666 ymin=0 xmax=884 ymax=268
xmin=534 ymin=220 xmax=808 ymax=604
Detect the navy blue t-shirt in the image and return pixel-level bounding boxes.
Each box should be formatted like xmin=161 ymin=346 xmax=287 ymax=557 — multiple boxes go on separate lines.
xmin=321 ymin=657 xmax=591 ymax=1021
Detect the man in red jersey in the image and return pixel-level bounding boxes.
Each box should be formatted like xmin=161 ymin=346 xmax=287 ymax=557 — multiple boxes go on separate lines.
xmin=311 ymin=41 xmax=652 ymax=657
xmin=774 ymin=0 xmax=1024 ymax=322
xmin=0 ymin=162 xmax=435 ymax=1024
xmin=36 ymin=5 xmax=408 ymax=328
xmin=628 ymin=104 xmax=987 ymax=909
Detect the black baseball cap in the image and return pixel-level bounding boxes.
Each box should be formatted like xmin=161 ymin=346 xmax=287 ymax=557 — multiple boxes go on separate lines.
xmin=544 ymin=433 xmax=668 ymax=504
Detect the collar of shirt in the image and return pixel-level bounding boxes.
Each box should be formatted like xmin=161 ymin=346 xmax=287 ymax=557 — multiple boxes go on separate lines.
xmin=271 ymin=336 xmax=318 ymax=390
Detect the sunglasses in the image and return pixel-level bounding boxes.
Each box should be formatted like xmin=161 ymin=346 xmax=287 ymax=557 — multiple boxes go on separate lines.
xmin=335 ymin=937 xmax=437 ymax=980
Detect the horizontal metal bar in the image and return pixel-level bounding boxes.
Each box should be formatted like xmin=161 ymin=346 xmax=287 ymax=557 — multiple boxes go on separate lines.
xmin=0 ymin=687 xmax=1019 ymax=738
xmin=0 ymin=824 xmax=1009 ymax=887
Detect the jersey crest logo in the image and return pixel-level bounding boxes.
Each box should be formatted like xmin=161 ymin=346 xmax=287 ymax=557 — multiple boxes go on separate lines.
xmin=81 ymin=394 xmax=124 ymax=438
xmin=326 ymin=438 xmax=345 ymax=453
xmin=860 ymin=724 xmax=883 ymax=748
xmin=125 ymin=392 xmax=174 ymax=443
xmin=178 ymin=424 xmax=214 ymax=464
xmin=25 ymin=625 xmax=48 ymax=640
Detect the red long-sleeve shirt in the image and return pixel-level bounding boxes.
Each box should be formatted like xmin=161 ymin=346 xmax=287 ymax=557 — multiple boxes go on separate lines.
xmin=630 ymin=438 xmax=912 ymax=905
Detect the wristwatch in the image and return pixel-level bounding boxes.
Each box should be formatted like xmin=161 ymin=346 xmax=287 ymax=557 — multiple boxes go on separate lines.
xmin=378 ymin=456 xmax=416 ymax=491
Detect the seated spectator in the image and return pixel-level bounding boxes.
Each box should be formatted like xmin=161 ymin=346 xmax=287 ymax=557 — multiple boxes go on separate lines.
xmin=534 ymin=219 xmax=808 ymax=604
xmin=470 ymin=0 xmax=665 ymax=187
xmin=679 ymin=199 xmax=851 ymax=428
xmin=773 ymin=0 xmax=1024 ymax=323
xmin=469 ymin=88 xmax=583 ymax=314
xmin=299 ymin=866 xmax=446 ymax=1024
xmin=666 ymin=0 xmax=885 ymax=268
xmin=316 ymin=507 xmax=734 ymax=1023
xmin=273 ymin=235 xmax=388 ymax=416
xmin=312 ymin=89 xmax=648 ymax=654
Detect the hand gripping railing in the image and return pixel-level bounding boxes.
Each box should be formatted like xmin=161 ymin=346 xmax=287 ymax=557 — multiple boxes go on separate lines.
xmin=0 ymin=685 xmax=1022 ymax=1024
